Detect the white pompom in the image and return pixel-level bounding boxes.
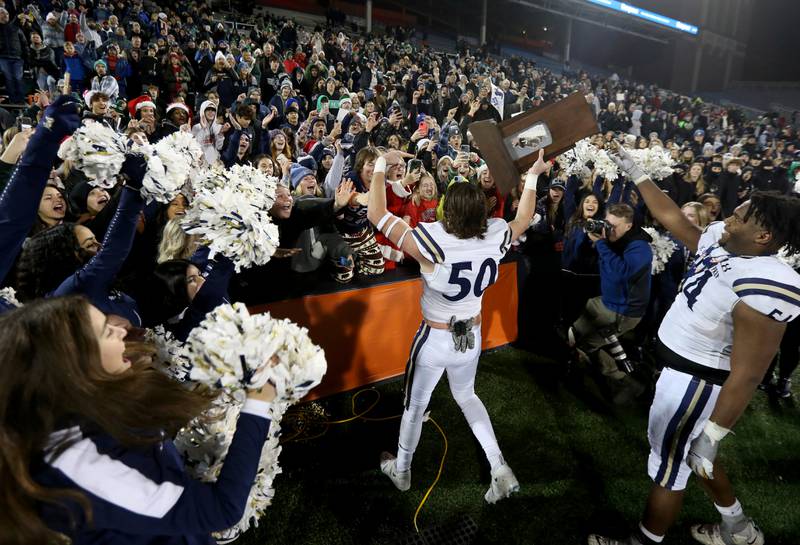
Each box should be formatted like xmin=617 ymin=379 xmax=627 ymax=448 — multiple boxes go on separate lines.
xmin=183 ymin=303 xmax=327 ymax=394
xmin=777 ymin=246 xmax=800 ymax=271
xmin=629 ymin=147 xmax=675 ymax=181
xmin=643 ymin=227 xmax=678 ymax=274
xmin=557 ymin=138 xmax=619 ymax=181
xmin=57 ymin=124 xmax=127 ymax=188
xmin=181 ymin=186 xmax=280 ymax=272
xmin=146 ymin=325 xmax=193 ymax=382
xmin=0 ymin=287 xmax=21 ymax=308
xmin=57 ymin=124 xmax=205 ymax=203
xmin=171 ymin=302 xmax=327 ymax=538
xmin=181 ymin=164 xmax=280 ymax=272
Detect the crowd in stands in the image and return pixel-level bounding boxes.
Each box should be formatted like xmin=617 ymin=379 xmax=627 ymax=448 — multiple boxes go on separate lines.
xmin=1 ymin=0 xmax=799 ymax=389
xmin=1 ymin=0 xmax=800 ymax=542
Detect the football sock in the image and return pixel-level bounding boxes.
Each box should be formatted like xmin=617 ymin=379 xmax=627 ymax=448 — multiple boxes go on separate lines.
xmin=396 ymin=445 xmax=413 ymax=473
xmin=396 ymin=402 xmax=426 ymax=472
xmin=636 ymin=523 xmax=664 ymax=544
xmin=716 ymin=499 xmax=747 ymax=534
xmin=488 ymin=454 xmax=505 ymax=471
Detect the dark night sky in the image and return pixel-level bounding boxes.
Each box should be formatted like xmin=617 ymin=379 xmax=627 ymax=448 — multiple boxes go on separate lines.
xmin=741 ymin=0 xmax=800 ymax=81
xmin=384 ymin=0 xmax=799 ymax=81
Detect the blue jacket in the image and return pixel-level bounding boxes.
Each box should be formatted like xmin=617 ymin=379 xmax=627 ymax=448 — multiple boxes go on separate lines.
xmin=562 ymin=226 xmax=598 ymax=275
xmin=34 ymin=402 xmax=272 ymax=544
xmin=595 ymin=227 xmax=653 ymax=318
xmin=62 ymin=53 xmax=87 ymax=81
xmin=52 ymin=186 xmax=144 ymax=326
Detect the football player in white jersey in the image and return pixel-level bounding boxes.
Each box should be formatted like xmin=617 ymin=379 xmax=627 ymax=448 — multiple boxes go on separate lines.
xmin=368 ymin=148 xmax=551 ymax=503
xmin=589 ymin=145 xmax=800 ymax=545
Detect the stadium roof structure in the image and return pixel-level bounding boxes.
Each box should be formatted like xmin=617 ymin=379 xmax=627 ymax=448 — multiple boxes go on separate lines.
xmin=505 ymin=0 xmax=700 ymax=44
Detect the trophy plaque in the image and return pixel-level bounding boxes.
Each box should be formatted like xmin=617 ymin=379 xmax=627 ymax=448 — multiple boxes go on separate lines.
xmin=469 ymin=92 xmax=600 ymax=195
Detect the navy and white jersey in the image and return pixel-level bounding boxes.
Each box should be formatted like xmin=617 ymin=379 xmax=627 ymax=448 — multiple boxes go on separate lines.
xmin=658 ymin=221 xmax=800 ymax=370
xmin=412 ymin=218 xmax=513 ymax=323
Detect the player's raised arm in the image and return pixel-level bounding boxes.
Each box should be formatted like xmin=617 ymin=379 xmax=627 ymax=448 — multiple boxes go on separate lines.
xmin=508 ymin=149 xmax=548 ymax=241
xmin=367 ymin=150 xmax=433 ymax=271
xmin=611 ymin=143 xmax=702 ymax=253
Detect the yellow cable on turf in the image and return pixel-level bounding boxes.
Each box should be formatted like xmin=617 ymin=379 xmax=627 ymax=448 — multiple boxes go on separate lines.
xmin=413 ymin=416 xmax=448 ymax=533
xmin=279 ymin=388 xmax=449 ymax=531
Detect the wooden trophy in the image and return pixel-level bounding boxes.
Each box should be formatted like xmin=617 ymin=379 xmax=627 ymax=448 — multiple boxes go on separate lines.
xmin=469 ymin=92 xmax=600 ymax=195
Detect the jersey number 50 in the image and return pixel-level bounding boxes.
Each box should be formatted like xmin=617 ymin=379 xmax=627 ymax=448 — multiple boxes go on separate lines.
xmin=443 ymin=259 xmax=498 ymax=301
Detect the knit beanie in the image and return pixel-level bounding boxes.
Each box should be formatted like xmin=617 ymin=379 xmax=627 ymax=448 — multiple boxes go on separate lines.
xmin=297 ymin=155 xmax=318 ymax=172
xmin=69 ymin=181 xmax=93 ymax=214
xmin=290 ymin=164 xmax=315 ymax=189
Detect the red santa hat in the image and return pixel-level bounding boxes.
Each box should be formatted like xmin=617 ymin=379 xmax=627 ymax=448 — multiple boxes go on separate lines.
xmin=127 ymin=95 xmax=157 ymax=117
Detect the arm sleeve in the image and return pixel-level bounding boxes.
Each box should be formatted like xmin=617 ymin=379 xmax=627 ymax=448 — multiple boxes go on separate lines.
xmin=0 ymin=129 xmax=61 ymax=284
xmin=352 ymin=130 xmax=369 ymax=156
xmin=52 ymin=186 xmax=144 ymax=300
xmin=221 ymin=130 xmax=242 ymax=168
xmin=591 ymin=176 xmax=604 ymax=200
xmin=0 ymin=161 xmax=15 ymax=194
xmin=410 ymin=222 xmax=445 ymax=264
xmin=562 ymin=176 xmax=579 ymax=221
xmin=322 ymin=151 xmax=345 ymax=198
xmin=608 ymin=178 xmax=624 ymax=204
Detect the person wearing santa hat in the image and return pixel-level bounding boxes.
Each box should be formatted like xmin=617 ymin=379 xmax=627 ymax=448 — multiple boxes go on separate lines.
xmin=126 ymin=95 xmax=158 ymax=139
xmin=153 ymin=102 xmax=191 ymax=142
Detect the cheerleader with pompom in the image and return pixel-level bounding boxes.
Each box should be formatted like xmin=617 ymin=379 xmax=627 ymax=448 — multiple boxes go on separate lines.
xmin=0 ymin=296 xmax=278 ymax=544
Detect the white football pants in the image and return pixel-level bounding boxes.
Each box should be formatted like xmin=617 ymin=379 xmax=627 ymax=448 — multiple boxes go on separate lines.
xmin=396 ymin=322 xmax=503 ymax=472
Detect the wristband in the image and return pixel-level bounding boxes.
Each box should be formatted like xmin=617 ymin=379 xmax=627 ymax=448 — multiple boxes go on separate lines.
xmin=524 ymin=172 xmax=538 ymax=191
xmin=374 ymin=156 xmax=387 ymax=174
xmin=703 ymin=420 xmax=731 ymax=442
xmin=242 ymin=398 xmax=273 ymax=417
xmin=633 ymin=174 xmax=649 ymax=186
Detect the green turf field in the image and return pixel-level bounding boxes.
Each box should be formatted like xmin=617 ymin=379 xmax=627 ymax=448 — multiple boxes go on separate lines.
xmin=239 ymin=346 xmax=800 ymax=545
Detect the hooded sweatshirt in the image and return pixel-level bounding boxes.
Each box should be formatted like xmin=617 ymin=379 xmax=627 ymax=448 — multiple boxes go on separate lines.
xmin=191 ymin=100 xmax=225 ymax=165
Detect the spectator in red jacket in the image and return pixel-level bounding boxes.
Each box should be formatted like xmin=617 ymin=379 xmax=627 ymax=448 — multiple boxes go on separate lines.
xmin=401 ymin=172 xmax=438 ymax=228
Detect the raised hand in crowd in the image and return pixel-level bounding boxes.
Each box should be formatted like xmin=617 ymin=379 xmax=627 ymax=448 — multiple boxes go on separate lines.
xmin=366 ymin=112 xmax=380 ymax=133
xmin=0 ymin=129 xmax=34 ymax=165
xmin=334 ymin=180 xmax=356 ymax=211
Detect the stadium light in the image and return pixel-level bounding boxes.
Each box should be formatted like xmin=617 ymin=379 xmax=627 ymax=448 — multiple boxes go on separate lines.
xmin=508 ymin=0 xmax=670 ymax=44
xmin=584 ymin=0 xmax=699 ymax=35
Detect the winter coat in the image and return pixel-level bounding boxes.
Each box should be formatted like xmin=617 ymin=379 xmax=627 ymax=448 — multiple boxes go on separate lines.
xmin=595 ymin=227 xmax=653 ymax=318
xmin=0 ymin=21 xmax=27 ymax=59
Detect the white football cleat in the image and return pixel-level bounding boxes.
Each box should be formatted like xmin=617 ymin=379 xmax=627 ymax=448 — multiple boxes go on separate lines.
xmin=380 ymin=452 xmax=411 ymax=491
xmin=691 ymin=519 xmax=765 ymax=545
xmin=484 ymin=463 xmax=520 ymax=504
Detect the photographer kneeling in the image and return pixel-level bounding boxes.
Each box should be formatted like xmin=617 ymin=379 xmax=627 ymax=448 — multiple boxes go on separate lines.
xmin=568 ymin=203 xmax=652 ymax=404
